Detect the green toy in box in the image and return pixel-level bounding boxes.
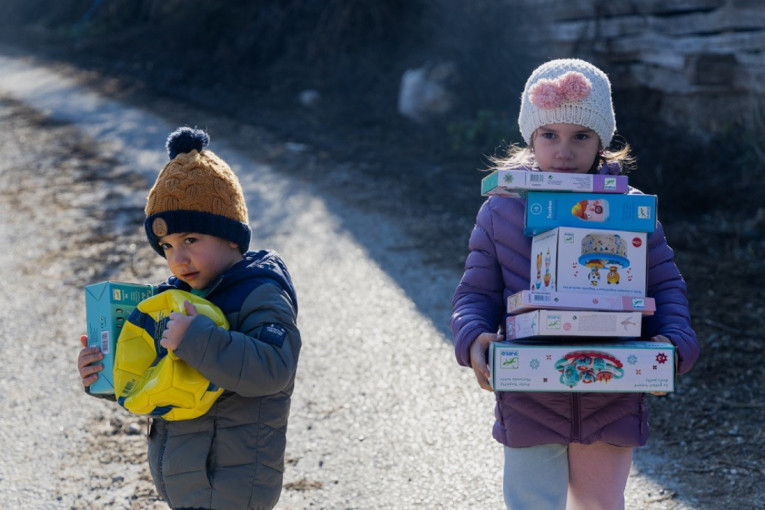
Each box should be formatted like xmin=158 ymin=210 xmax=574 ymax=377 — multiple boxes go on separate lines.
xmin=85 ymin=281 xmax=156 ymax=394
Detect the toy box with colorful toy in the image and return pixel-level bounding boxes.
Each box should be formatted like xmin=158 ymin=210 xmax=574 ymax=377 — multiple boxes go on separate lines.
xmin=530 ymin=227 xmax=647 ymax=297
xmin=488 ymin=340 xmax=675 ymax=392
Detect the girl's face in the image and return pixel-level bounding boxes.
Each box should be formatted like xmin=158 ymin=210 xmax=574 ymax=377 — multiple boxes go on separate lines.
xmin=159 ymin=232 xmax=243 ymax=290
xmin=531 ymin=123 xmax=601 ymax=174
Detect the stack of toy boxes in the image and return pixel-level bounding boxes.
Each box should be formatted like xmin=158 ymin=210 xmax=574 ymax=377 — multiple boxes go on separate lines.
xmin=481 ymin=169 xmax=675 ymax=393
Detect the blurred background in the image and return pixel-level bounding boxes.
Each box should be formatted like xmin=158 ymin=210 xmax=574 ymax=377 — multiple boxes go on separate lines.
xmin=1 ymin=0 xmax=764 ymax=217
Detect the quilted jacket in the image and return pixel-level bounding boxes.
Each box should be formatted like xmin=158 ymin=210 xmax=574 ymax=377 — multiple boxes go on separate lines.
xmin=148 ymin=250 xmax=301 ymax=509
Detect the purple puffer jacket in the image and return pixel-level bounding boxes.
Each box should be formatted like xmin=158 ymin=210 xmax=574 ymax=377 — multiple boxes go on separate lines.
xmin=450 ymin=186 xmax=699 ymax=448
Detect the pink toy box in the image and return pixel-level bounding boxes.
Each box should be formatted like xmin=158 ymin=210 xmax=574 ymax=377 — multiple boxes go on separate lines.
xmin=507 ymin=290 xmax=655 ymax=315
xmin=530 ymin=227 xmax=647 ymax=297
xmin=505 ymin=310 xmax=643 ymax=339
xmin=489 ymin=341 xmax=675 ymax=392
xmin=481 ymin=169 xmax=628 ymax=197
xmin=524 ymin=192 xmax=657 ymax=236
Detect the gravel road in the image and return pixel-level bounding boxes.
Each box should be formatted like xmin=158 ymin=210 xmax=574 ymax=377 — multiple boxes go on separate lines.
xmin=0 ymin=51 xmax=698 ymax=509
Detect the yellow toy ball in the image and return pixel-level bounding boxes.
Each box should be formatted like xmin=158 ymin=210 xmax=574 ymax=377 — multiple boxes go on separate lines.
xmin=113 ymin=289 xmax=228 ymax=421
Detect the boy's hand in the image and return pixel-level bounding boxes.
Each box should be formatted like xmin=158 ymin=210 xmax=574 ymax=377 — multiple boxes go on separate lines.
xmin=77 ymin=334 xmax=103 ymax=387
xmin=470 ymin=332 xmax=503 ymax=392
xmin=161 ymin=300 xmax=198 ymax=351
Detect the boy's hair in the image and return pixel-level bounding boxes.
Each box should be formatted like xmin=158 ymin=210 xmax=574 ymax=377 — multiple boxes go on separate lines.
xmin=518 ymin=58 xmax=616 ymax=148
xmin=144 ymin=127 xmax=251 ymax=256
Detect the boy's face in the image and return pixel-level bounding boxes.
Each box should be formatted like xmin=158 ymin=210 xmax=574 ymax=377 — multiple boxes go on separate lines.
xmin=531 ymin=123 xmax=601 ymax=174
xmin=158 ymin=232 xmax=243 ymax=290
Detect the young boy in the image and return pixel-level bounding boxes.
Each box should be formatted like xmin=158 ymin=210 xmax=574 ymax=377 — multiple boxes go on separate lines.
xmin=77 ymin=127 xmax=301 ymax=510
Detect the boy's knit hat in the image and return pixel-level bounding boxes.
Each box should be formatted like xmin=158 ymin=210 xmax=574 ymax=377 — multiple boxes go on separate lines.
xmin=518 ymin=58 xmax=616 ymax=147
xmin=144 ymin=127 xmax=251 ymax=256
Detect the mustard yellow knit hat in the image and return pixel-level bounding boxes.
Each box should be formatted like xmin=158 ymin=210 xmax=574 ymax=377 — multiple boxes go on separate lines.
xmin=144 ymin=127 xmax=251 ymax=256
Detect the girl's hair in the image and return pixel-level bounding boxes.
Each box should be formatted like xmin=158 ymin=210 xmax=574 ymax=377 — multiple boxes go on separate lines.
xmin=488 ymin=132 xmax=635 ymax=175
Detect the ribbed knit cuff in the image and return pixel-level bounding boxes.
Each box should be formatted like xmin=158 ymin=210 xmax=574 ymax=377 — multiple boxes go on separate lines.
xmin=145 ymin=210 xmax=251 ymax=257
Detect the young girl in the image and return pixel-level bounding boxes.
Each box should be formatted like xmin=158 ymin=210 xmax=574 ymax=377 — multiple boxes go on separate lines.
xmin=450 ymin=59 xmax=699 ymax=509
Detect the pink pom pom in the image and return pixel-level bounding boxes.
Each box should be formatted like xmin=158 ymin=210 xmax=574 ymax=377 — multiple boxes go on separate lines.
xmin=529 ymin=80 xmax=562 ymax=109
xmin=528 ymin=71 xmax=592 ymax=109
xmin=558 ymin=71 xmax=592 ymax=101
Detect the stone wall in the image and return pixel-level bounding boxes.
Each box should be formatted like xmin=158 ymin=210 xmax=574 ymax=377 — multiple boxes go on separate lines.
xmin=519 ymin=0 xmax=765 ymax=136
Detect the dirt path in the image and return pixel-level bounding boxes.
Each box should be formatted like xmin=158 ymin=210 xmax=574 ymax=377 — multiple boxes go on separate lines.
xmin=0 ymin=52 xmax=706 ymax=509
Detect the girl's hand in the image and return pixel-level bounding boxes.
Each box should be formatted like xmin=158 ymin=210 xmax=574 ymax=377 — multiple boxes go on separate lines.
xmin=160 ymin=300 xmax=198 ymax=351
xmin=77 ymin=334 xmax=103 ymax=387
xmin=650 ymin=334 xmax=672 ymax=396
xmin=470 ymin=332 xmax=503 ymax=392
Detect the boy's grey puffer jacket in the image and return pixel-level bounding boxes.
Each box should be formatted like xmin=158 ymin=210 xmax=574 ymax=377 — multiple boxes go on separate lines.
xmin=451 ymin=188 xmax=699 ymax=448
xmin=147 ymin=250 xmax=301 ymax=510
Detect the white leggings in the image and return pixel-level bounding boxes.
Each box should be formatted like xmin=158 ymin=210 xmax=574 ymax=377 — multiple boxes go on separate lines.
xmin=503 ymin=443 xmax=633 ymax=510
xmin=503 ymin=444 xmax=568 ymax=509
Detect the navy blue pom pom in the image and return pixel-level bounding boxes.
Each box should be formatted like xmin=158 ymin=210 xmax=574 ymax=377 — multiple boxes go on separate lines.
xmin=166 ymin=127 xmax=210 ymax=159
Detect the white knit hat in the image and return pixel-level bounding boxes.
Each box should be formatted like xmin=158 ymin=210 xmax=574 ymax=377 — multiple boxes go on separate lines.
xmin=518 ymin=58 xmax=615 ymax=147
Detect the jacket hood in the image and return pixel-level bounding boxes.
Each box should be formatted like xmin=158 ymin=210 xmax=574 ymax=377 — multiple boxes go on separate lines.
xmin=159 ymin=249 xmax=298 ymax=314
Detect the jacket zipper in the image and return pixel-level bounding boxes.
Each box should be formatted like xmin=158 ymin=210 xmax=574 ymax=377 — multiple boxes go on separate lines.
xmin=571 ymin=394 xmax=582 ymax=442
xmin=157 ymin=424 xmax=171 ymax=506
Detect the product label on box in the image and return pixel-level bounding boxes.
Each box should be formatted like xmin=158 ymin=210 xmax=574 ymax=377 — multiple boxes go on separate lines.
xmin=489 ymin=341 xmax=675 ymax=392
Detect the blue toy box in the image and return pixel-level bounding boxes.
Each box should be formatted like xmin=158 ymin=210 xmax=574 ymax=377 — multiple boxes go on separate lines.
xmin=524 ymin=192 xmax=657 ymax=236
xmin=85 ymin=281 xmax=156 ymax=394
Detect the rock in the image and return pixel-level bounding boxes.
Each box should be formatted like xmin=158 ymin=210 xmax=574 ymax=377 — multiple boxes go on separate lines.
xmin=299 ymin=89 xmax=321 ymax=108
xmin=397 ymin=61 xmax=458 ymax=123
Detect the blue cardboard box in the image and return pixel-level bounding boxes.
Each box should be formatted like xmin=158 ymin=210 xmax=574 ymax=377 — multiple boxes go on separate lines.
xmin=524 ymin=192 xmax=657 ymax=236
xmin=85 ymin=281 xmax=156 ymax=394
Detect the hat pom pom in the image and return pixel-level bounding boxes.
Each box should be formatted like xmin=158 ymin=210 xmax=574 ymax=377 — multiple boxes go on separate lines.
xmin=558 ymin=71 xmax=591 ymax=102
xmin=529 ymin=71 xmax=592 ymax=109
xmin=529 ymin=80 xmax=561 ymax=109
xmin=166 ymin=127 xmax=210 ymax=159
